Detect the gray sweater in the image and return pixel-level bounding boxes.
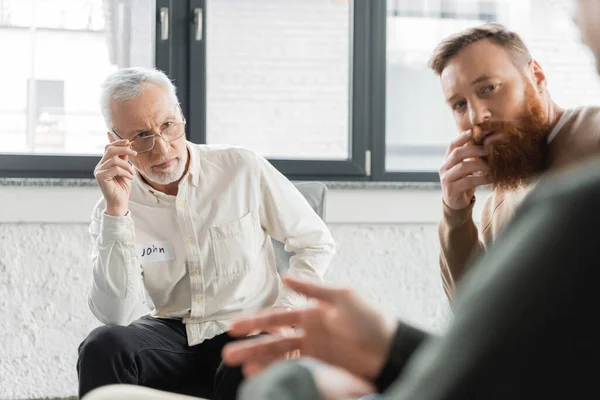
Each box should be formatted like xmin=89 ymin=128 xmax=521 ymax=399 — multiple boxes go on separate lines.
xmin=240 ymin=158 xmax=600 ymax=400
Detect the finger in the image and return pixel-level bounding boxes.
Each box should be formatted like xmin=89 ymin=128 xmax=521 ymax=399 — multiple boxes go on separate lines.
xmin=103 ymin=140 xmax=131 ymax=154
xmin=99 ymin=150 xmax=136 ymax=168
xmin=440 ymin=145 xmax=487 ymax=172
xmin=445 ymin=129 xmax=472 ymax=156
xmin=95 ymin=166 xmax=135 ymax=181
xmin=261 ymin=325 xmax=297 ymax=337
xmin=105 ymin=139 xmax=130 ymax=149
xmin=283 ymin=277 xmax=348 ymax=304
xmin=287 ymin=349 xmax=301 ymax=360
xmin=443 ymin=159 xmax=490 ymax=183
xmin=104 ymin=140 xmax=136 ymax=166
xmin=222 ymin=337 xmax=300 ymax=366
xmin=276 ymin=326 xmax=297 ymax=337
xmin=229 ymin=309 xmax=305 ymax=337
xmin=95 ymin=165 xmax=135 ymax=181
xmin=102 ymin=144 xmax=137 ymax=161
xmin=97 ymin=156 xmax=135 ymax=176
xmin=451 ymin=174 xmax=493 ymax=193
xmin=222 ymin=335 xmax=302 ymax=366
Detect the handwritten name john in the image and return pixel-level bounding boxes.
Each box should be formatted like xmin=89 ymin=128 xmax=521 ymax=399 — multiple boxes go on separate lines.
xmin=142 ymin=245 xmax=166 ymax=257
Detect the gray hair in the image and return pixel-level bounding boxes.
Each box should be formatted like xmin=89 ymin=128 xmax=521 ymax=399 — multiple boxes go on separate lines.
xmin=99 ymin=67 xmax=179 ymax=128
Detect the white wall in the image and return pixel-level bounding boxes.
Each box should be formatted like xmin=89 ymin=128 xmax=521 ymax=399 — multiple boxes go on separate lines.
xmin=0 ymin=184 xmax=483 ymax=399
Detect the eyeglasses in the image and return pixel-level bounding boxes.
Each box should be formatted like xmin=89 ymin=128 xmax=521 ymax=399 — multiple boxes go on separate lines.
xmin=110 ymin=107 xmax=187 ymax=154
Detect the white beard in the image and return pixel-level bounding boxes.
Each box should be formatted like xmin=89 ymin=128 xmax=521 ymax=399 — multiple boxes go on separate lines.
xmin=140 ymin=157 xmax=187 ymax=186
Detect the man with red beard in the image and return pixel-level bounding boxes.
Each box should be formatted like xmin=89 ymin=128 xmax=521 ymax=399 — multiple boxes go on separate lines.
xmin=434 ymin=23 xmax=600 ymax=297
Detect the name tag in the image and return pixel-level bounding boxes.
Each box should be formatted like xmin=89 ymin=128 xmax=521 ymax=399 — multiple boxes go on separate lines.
xmin=136 ymin=241 xmax=175 ymax=264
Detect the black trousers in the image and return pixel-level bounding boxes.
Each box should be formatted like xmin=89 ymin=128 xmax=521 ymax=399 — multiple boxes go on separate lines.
xmin=77 ymin=316 xmax=245 ymax=400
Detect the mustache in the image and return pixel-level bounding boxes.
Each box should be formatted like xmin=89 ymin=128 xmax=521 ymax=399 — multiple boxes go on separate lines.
xmin=151 ymin=156 xmax=177 ymax=167
xmin=472 ymin=120 xmax=523 ymax=145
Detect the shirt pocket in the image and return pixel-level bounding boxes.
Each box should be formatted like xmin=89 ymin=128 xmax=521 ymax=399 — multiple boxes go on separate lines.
xmin=209 ymin=211 xmax=257 ymax=278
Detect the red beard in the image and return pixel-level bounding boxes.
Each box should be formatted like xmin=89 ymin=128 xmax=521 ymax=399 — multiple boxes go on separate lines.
xmin=472 ymin=85 xmax=551 ymax=191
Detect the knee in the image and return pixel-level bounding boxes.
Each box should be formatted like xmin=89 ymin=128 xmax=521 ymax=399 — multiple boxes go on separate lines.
xmin=78 ymin=325 xmax=133 ymax=365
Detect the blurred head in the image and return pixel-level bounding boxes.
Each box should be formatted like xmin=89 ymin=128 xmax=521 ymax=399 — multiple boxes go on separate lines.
xmin=429 ymin=23 xmax=554 ymax=190
xmin=100 ymin=67 xmax=188 ymax=189
xmin=572 ymin=0 xmax=600 ymax=73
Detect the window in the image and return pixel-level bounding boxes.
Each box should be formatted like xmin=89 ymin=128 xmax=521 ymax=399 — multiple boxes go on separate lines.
xmin=187 ymin=0 xmax=368 ymax=178
xmin=1 ymin=0 xmax=368 ymax=179
xmin=26 ymin=79 xmax=65 ymax=152
xmin=379 ymin=0 xmax=600 ymax=178
xmin=0 ymin=0 xmax=156 ymax=177
xmin=2 ymin=0 xmax=597 ymax=182
xmin=204 ymin=0 xmax=350 ymax=161
xmin=387 ymin=0 xmax=497 ymax=21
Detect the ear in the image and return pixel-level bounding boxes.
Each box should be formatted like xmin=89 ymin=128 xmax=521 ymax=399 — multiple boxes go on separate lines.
xmin=529 ymin=59 xmax=547 ymax=92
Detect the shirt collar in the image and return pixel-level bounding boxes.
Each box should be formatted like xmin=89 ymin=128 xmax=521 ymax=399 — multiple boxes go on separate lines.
xmin=185 ymin=141 xmax=200 ymax=188
xmin=547 ymin=108 xmax=574 ymax=144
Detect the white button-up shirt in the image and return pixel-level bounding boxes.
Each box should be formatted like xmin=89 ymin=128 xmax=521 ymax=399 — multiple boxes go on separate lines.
xmin=88 ymin=143 xmax=335 ymax=346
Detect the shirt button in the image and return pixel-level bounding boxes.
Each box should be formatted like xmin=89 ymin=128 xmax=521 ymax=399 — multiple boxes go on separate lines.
xmin=178 ymin=201 xmax=187 ymax=208
xmin=193 ymin=269 xmax=199 ymax=275
xmin=195 ymin=296 xmax=201 ymax=303
xmin=187 ymin=237 xmax=193 ymax=245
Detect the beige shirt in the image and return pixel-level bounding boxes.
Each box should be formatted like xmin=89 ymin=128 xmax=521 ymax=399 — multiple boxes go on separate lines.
xmin=88 ymin=142 xmax=335 ymax=345
xmin=438 ymin=106 xmax=600 ymax=297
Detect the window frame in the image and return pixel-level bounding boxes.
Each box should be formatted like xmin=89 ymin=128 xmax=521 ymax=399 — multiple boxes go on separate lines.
xmin=0 ymin=0 xmax=188 ymax=178
xmin=369 ymin=0 xmax=439 ymax=182
xmin=187 ymin=0 xmax=370 ymax=181
xmin=0 ymin=0 xmax=442 ymax=182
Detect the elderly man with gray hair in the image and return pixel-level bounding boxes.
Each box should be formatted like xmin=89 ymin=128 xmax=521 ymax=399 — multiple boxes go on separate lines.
xmin=76 ymin=67 xmax=335 ymax=400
